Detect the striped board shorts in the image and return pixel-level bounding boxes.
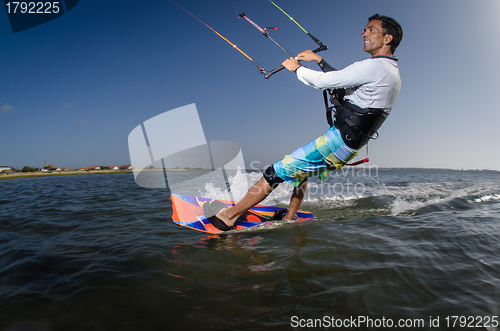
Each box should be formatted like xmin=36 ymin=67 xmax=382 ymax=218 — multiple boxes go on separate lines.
xmin=273 ymin=126 xmax=360 ymax=187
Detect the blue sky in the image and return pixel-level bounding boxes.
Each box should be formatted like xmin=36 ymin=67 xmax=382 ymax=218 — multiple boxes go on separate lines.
xmin=1 ymin=0 xmax=499 ymax=170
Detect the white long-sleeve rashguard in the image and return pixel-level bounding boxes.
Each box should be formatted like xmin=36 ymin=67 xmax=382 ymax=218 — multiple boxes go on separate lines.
xmin=296 ymin=56 xmax=401 ymax=112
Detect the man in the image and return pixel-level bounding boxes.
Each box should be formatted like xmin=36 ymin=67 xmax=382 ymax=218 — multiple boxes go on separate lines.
xmin=204 ymin=14 xmax=403 ymax=231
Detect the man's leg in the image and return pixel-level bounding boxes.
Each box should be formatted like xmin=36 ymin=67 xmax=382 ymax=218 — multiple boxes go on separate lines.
xmin=216 ymin=176 xmax=274 ymax=227
xmin=284 ymin=179 xmax=307 ymax=220
xmin=214 ymin=175 xmax=307 ymax=226
xmin=209 ymin=127 xmax=356 ymax=228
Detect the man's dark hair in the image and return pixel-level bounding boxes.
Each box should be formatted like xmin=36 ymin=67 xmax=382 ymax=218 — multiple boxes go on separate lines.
xmin=369 ymin=14 xmax=403 ymax=54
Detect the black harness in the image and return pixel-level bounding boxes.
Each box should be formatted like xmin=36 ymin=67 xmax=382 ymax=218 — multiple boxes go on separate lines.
xmin=316 ymin=57 xmax=391 ymax=150
xmin=323 ymin=89 xmax=387 ymax=149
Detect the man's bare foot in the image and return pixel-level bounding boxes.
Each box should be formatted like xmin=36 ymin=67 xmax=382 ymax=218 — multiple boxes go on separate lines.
xmin=216 ymin=208 xmax=237 ymax=227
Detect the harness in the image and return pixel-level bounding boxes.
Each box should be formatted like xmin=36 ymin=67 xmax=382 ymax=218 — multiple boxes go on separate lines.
xmin=317 ymin=58 xmax=390 ymax=150
xmin=323 ymin=89 xmax=387 ymax=149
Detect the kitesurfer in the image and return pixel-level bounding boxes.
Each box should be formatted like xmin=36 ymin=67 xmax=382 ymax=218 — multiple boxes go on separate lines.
xmin=204 ymin=14 xmax=403 ymax=231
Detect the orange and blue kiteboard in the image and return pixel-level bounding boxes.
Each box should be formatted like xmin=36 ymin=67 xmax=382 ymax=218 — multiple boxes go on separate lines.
xmin=171 ymin=194 xmax=314 ymax=234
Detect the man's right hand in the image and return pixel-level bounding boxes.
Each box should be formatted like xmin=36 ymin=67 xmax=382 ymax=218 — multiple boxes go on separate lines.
xmin=295 ymin=50 xmax=322 ymax=63
xmin=282 ymin=57 xmax=301 ymax=72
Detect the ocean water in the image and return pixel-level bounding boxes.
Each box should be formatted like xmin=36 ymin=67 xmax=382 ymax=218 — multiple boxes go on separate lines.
xmin=1 ymin=168 xmax=500 ymax=331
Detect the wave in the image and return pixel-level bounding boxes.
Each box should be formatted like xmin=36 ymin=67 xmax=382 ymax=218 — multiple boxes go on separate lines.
xmin=200 ymin=168 xmax=500 ymax=220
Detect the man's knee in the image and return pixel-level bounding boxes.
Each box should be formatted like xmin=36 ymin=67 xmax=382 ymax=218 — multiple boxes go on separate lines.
xmin=263 ymin=165 xmax=284 ymax=189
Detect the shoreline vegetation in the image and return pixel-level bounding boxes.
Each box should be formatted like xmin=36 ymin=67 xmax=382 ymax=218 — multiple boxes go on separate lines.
xmin=0 ymin=168 xmax=219 ymax=180
xmin=0 ymin=170 xmax=133 ymax=180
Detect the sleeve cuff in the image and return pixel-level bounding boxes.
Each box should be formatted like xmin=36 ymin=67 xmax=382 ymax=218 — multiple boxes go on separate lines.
xmin=317 ymin=59 xmax=336 ymax=72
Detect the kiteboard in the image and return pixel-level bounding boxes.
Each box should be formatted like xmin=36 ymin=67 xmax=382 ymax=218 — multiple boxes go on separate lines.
xmin=171 ymin=194 xmax=314 ymax=234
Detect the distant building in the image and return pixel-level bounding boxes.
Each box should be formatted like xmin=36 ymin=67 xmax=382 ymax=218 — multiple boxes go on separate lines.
xmin=0 ymin=166 xmax=12 ymax=173
xmin=43 ymin=163 xmax=58 ymax=171
xmin=87 ymin=166 xmax=101 ymax=171
xmin=107 ymin=166 xmax=119 ymax=170
xmin=119 ymin=165 xmax=132 ymax=170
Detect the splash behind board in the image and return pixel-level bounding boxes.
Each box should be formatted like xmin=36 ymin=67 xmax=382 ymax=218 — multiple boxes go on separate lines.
xmin=171 ymin=194 xmax=314 ymax=234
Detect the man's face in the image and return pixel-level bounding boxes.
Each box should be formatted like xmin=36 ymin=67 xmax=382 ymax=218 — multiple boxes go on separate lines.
xmin=362 ymin=20 xmax=387 ymax=55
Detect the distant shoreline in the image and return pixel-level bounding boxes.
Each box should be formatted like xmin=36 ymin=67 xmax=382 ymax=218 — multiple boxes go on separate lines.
xmin=0 ymin=170 xmax=134 ymax=180
xmin=0 ymin=168 xmax=237 ymax=181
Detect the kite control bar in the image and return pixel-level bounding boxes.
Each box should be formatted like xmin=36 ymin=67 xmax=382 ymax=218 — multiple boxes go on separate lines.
xmin=263 ymin=43 xmax=327 ymax=79
xmin=172 ymin=0 xmax=328 ymax=79
xmin=264 ymin=0 xmax=328 ymax=79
